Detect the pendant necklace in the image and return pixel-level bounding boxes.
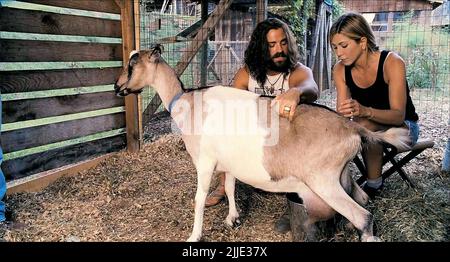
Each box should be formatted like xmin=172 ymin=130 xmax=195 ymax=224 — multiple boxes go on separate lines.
xmin=265 ymin=73 xmax=283 ymax=94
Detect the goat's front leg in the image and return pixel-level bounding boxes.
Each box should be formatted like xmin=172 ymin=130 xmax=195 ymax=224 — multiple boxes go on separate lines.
xmin=187 ymin=157 xmax=216 ymax=242
xmin=224 ymin=173 xmax=240 ymax=227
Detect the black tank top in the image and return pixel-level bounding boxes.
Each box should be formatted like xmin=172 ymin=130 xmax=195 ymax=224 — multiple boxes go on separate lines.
xmin=345 ymin=50 xmax=418 ymax=122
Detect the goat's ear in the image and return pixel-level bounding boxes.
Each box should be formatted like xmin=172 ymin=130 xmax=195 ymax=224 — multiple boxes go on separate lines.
xmin=148 ymin=51 xmax=161 ymax=60
xmin=150 ymin=43 xmax=164 ymax=54
xmin=129 ymin=52 xmax=139 ymax=67
xmin=129 ymin=50 xmax=139 ymax=58
xmin=156 ymin=44 xmax=164 ymax=54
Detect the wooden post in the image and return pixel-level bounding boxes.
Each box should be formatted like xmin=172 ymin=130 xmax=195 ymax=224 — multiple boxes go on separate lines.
xmin=117 ymin=0 xmax=142 ymax=153
xmin=133 ymin=0 xmax=143 ymax=140
xmin=298 ymin=2 xmax=307 ymax=65
xmin=325 ymin=7 xmax=332 ymax=91
xmin=134 ymin=0 xmax=141 ymax=50
xmin=318 ymin=6 xmax=324 ymax=92
xmin=256 ymin=0 xmax=267 ymax=24
xmin=200 ymin=0 xmax=208 ymax=87
xmin=387 ymin=12 xmax=394 ymax=32
xmin=308 ymin=3 xmax=322 ymax=69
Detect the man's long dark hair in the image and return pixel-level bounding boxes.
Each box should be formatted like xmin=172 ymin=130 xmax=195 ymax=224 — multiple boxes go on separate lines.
xmin=244 ymin=18 xmax=300 ymax=87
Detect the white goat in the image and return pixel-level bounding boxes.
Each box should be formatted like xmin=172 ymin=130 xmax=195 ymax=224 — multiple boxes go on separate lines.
xmin=114 ymin=46 xmax=411 ymax=242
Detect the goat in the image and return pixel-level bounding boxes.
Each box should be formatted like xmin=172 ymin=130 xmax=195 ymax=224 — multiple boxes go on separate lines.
xmin=114 ymin=46 xmax=411 ymax=242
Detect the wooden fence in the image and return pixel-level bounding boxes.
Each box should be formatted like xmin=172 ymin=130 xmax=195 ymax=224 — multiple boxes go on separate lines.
xmin=0 ymin=0 xmax=140 ymax=184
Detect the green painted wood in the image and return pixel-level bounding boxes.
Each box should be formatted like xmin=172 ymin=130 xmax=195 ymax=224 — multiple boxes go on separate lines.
xmin=0 ymin=39 xmax=122 ymax=62
xmin=2 ymin=106 xmax=125 ymax=131
xmin=0 ymin=31 xmax=122 ymax=44
xmin=1 ymin=0 xmax=120 ymax=20
xmin=0 ymin=0 xmax=128 ymax=180
xmin=2 ymin=113 xmax=125 ymax=153
xmin=3 ymin=128 xmax=126 ymax=160
xmin=0 ymin=67 xmax=122 ymax=93
xmin=2 ymin=134 xmax=127 ymax=180
xmin=2 ymin=85 xmax=114 ymax=101
xmin=21 ymin=0 xmax=121 ymax=14
xmin=0 ymin=8 xmax=122 ymax=37
xmin=3 ymin=92 xmax=124 ymax=124
xmin=0 ymin=61 xmax=122 ymax=71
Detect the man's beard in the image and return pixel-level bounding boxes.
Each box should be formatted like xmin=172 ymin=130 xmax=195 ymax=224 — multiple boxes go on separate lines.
xmin=266 ymin=52 xmax=290 ymax=73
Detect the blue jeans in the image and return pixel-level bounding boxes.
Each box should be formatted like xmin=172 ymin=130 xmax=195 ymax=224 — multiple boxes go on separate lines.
xmin=404 ymin=120 xmax=419 ymax=146
xmin=0 ymin=96 xmax=5 ymax=222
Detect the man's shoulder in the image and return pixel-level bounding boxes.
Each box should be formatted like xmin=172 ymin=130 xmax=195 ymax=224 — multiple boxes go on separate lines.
xmin=233 ymin=66 xmax=250 ymax=89
xmin=290 ymin=62 xmax=311 ymax=76
xmin=233 ymin=66 xmax=250 ymax=80
xmin=237 ymin=66 xmax=249 ymax=74
xmin=292 ymin=62 xmax=311 ymax=70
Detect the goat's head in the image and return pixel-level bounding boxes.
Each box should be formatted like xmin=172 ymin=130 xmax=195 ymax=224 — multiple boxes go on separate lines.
xmin=114 ymin=44 xmax=164 ymax=96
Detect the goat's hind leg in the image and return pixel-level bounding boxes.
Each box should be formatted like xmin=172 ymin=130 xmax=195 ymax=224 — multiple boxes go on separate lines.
xmin=187 ymin=157 xmax=217 ymax=242
xmin=344 ymin=178 xmax=370 ymax=231
xmin=224 ymin=172 xmax=240 ymax=227
xmin=351 ymin=178 xmax=369 ymax=207
xmin=341 ymin=164 xmax=369 ymax=207
xmin=339 ymin=165 xmax=370 ymax=231
xmin=306 ymin=171 xmax=380 ymax=242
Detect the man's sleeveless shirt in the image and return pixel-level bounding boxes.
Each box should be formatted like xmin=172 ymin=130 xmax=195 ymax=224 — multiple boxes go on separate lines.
xmin=248 ymin=72 xmax=290 ymax=97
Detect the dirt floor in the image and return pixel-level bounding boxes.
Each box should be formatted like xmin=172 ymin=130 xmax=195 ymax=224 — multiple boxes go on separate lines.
xmin=3 ymin=94 xmax=449 ymax=242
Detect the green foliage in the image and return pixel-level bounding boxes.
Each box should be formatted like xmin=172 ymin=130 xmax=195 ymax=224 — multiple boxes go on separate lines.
xmin=269 ymin=0 xmax=315 ymax=59
xmin=331 ymin=0 xmax=345 ymax=22
xmin=385 ymin=13 xmax=449 ymax=90
xmin=274 ymin=0 xmax=345 ymax=60
xmin=289 ymin=0 xmax=315 ymax=37
xmin=405 ymin=48 xmax=447 ymax=90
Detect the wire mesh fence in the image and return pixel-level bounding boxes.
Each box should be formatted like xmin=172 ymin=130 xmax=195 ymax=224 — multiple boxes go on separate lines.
xmin=137 ymin=0 xmax=449 ymax=141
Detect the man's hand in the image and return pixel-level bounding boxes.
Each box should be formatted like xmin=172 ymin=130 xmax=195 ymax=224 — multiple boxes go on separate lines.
xmin=271 ymin=88 xmax=301 ymax=121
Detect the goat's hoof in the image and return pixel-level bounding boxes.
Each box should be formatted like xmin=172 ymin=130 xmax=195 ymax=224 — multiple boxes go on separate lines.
xmin=186 ymin=235 xmax=201 ymax=242
xmin=365 ymin=236 xmax=382 ymax=242
xmin=225 ymin=217 xmax=241 ymax=228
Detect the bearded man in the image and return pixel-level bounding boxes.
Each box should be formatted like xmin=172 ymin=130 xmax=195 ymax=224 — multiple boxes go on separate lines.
xmin=205 ymin=18 xmax=319 ymax=234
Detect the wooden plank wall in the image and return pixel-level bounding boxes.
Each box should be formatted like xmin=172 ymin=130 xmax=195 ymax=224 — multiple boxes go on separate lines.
xmin=214 ymin=9 xmax=253 ymax=85
xmin=339 ymin=0 xmax=434 ymax=13
xmin=0 ymin=0 xmax=128 ymax=180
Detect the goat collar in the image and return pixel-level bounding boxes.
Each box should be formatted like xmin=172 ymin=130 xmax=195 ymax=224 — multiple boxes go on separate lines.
xmin=168 ymin=91 xmax=184 ymax=113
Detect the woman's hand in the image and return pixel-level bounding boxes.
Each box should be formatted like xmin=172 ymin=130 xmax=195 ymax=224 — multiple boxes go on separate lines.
xmin=338 ymin=98 xmax=370 ymax=119
xmin=271 ymin=88 xmax=301 ymax=121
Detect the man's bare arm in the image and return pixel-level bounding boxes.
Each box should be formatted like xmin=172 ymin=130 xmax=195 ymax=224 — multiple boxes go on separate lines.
xmin=232 ymin=67 xmax=250 ymax=90
xmin=288 ymin=63 xmax=319 ymax=103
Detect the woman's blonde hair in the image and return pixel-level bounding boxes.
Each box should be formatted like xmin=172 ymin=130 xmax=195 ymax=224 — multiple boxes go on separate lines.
xmin=329 ymin=12 xmax=379 ymax=52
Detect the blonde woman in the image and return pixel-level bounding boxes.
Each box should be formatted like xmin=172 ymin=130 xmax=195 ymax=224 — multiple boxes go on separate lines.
xmin=330 ymin=12 xmax=420 ymax=198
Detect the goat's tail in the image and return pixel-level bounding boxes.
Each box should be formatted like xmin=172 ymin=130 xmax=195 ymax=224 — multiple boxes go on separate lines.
xmin=357 ymin=126 xmax=411 ymax=151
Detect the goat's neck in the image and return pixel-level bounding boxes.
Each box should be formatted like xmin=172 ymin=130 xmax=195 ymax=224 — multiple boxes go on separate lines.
xmin=151 ymin=62 xmax=183 ymax=111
